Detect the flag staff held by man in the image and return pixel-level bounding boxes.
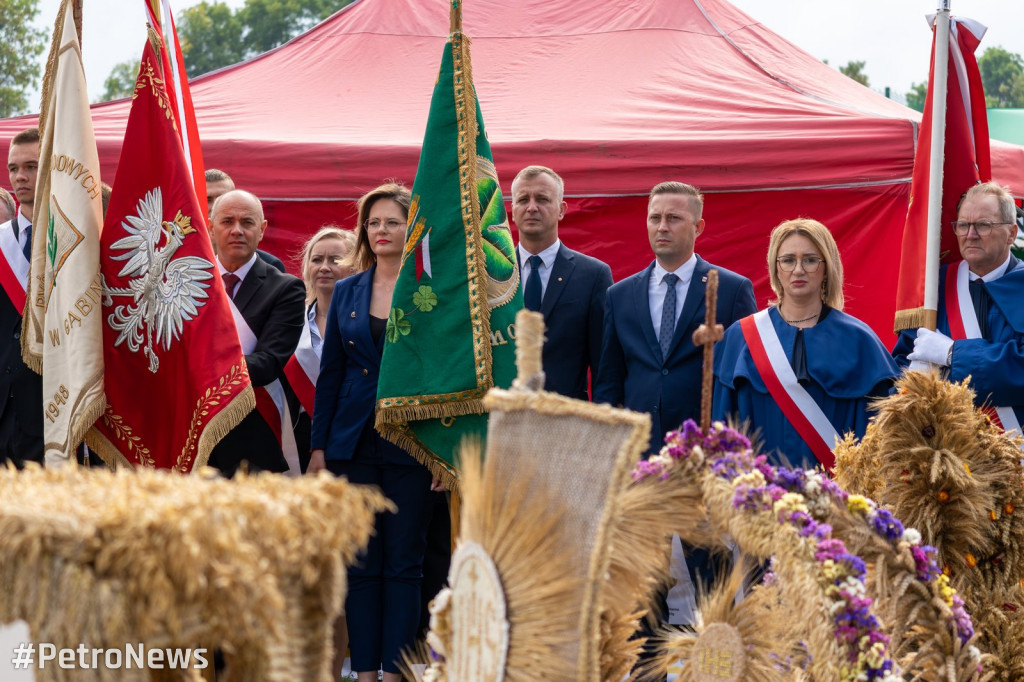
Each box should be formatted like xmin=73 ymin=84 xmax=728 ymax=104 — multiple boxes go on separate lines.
xmin=892 ymin=5 xmax=1023 ymax=442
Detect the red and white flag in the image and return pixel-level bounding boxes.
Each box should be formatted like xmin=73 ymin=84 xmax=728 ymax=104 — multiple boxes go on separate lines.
xmin=88 ymin=32 xmax=254 ymax=472
xmin=894 ymin=16 xmax=990 ymax=332
xmin=144 ymin=0 xmax=207 ymax=210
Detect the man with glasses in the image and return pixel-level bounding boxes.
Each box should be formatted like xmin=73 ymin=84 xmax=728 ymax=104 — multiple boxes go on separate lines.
xmin=893 ymin=182 xmax=1024 ymax=438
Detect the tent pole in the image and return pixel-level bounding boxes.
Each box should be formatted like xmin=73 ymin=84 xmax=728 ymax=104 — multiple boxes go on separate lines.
xmin=923 ymin=1 xmax=951 ymax=331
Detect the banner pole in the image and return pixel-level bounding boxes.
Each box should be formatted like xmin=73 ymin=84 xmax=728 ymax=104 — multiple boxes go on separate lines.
xmin=922 ymin=1 xmax=952 ymax=331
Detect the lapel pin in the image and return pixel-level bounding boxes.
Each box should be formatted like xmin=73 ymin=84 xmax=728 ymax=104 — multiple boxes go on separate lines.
xmin=701 ymin=276 xmax=708 ymax=283
xmin=558 ymin=277 xmax=563 ymax=282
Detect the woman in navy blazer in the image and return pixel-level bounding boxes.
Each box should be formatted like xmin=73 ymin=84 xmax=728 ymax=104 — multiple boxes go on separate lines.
xmin=309 ymin=183 xmax=433 ymax=682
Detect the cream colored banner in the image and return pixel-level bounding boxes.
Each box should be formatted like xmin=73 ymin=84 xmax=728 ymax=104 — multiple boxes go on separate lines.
xmin=25 ymin=0 xmax=105 ymax=465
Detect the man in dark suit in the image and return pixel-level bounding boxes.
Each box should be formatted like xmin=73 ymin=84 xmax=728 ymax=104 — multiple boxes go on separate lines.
xmin=0 ymin=128 xmax=43 ymax=467
xmin=208 ymin=189 xmax=305 ymax=476
xmin=595 ymin=181 xmax=756 ymax=454
xmin=511 ymin=165 xmax=613 ymax=400
xmin=205 ymin=168 xmax=287 ymax=273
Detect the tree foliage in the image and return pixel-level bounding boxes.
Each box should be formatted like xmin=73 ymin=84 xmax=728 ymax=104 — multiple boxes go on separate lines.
xmin=99 ymin=59 xmax=141 ymax=103
xmin=176 ymin=0 xmax=350 ymax=79
xmin=978 ymin=46 xmax=1024 ymax=108
xmin=906 ymin=81 xmax=927 ymax=113
xmin=0 ymin=0 xmax=46 ymax=117
xmin=838 ymin=60 xmax=869 ymax=87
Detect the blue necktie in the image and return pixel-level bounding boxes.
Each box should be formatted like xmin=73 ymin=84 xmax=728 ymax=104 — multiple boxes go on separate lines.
xmin=524 ymin=255 xmax=543 ymax=311
xmin=659 ymin=272 xmax=679 ymax=359
xmin=22 ymin=223 xmax=31 ymax=261
xmin=968 ymin=279 xmax=990 ymax=338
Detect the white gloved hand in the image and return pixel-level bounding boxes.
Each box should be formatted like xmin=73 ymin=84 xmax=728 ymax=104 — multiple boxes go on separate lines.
xmin=907 ymin=327 xmax=954 ymax=367
xmin=907 ymin=359 xmax=937 ymax=373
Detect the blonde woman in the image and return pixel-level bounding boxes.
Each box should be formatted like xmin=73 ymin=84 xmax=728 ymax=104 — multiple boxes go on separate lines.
xmin=713 ymin=218 xmax=898 ymax=471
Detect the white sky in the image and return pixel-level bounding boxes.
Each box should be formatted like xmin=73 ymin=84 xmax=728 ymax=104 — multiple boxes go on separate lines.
xmin=25 ymin=0 xmax=1024 ymax=109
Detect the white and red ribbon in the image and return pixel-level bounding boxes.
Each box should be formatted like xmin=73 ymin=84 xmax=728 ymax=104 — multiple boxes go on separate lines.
xmin=228 ymin=297 xmax=301 ymax=476
xmin=0 ymin=223 xmax=27 ymax=311
xmin=740 ymin=309 xmax=839 ymax=472
xmin=284 ymin=317 xmax=319 ymax=415
xmin=943 ymin=261 xmax=1022 ymax=438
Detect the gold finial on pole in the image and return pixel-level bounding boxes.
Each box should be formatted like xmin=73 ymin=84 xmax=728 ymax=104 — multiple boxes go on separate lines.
xmin=450 ymin=0 xmax=463 ymax=34
xmin=692 ymin=269 xmax=724 ymax=432
xmin=513 ymin=309 xmax=546 ymax=391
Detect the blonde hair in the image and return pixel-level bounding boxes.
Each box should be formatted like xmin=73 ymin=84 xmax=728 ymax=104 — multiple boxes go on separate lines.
xmin=300 ymin=226 xmax=358 ymax=304
xmin=767 ymin=218 xmax=844 ymax=310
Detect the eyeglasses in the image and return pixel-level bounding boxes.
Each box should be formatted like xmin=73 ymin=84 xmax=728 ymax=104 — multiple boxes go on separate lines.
xmin=951 ymin=220 xmax=1013 ymax=236
xmin=365 ymin=219 xmax=405 ymax=231
xmin=776 ymin=256 xmax=824 ymax=273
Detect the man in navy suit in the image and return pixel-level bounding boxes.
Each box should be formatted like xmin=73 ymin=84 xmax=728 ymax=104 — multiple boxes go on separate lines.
xmin=511 ymin=165 xmax=613 ymax=400
xmin=595 ymin=181 xmax=756 ymax=454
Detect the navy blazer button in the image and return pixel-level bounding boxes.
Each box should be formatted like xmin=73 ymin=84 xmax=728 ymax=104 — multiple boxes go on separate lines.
xmin=12 ymin=331 xmax=19 ymax=340
xmin=362 ymin=368 xmax=369 ymax=376
xmin=348 ymin=340 xmax=354 ymax=346
xmin=661 ymin=369 xmax=669 ymax=376
xmin=350 ymin=311 xmax=357 ymax=318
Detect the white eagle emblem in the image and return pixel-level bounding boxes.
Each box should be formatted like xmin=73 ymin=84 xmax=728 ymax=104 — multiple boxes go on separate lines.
xmin=103 ymin=187 xmax=214 ymax=373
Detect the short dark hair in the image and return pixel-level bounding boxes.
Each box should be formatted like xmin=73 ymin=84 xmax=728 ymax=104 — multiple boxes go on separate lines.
xmin=649 ymin=181 xmax=704 ymax=219
xmin=352 ymin=182 xmax=412 ymax=272
xmin=205 ymin=168 xmax=232 ymax=183
xmin=10 ymin=128 xmax=40 ymax=147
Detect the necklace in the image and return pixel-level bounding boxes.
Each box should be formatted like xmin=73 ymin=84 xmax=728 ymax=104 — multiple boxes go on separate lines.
xmin=781 ymin=310 xmax=820 ymax=324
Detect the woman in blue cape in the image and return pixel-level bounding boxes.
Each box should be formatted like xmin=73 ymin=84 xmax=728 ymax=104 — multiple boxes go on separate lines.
xmin=713 ymin=218 xmax=898 ymax=471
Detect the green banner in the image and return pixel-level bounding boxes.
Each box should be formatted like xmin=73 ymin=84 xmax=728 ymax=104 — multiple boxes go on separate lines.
xmin=375 ymin=26 xmax=521 ymax=487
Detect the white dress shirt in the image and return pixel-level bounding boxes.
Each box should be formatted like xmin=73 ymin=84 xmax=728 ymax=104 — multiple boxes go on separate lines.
xmin=14 ymin=210 xmax=32 ymax=255
xmin=217 ymin=253 xmax=259 ymax=298
xmin=517 ymin=239 xmax=561 ymax=302
xmin=648 ymin=255 xmax=697 ymax=334
xmin=969 ymin=252 xmax=1013 ymax=283
xmin=307 ymin=301 xmax=324 ymax=358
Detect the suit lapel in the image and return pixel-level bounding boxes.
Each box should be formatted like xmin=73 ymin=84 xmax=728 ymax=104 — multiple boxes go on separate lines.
xmin=633 ymin=262 xmax=662 ymax=362
xmin=233 ymin=257 xmax=266 ymax=312
xmin=541 ymin=245 xmax=574 ymax=318
xmin=668 ymin=256 xmax=710 ymax=357
xmin=352 ymin=267 xmax=378 ymax=365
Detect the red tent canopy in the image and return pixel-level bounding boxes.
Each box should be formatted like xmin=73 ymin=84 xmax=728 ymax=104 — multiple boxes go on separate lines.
xmin=4 ymin=0 xmax=1024 ymax=344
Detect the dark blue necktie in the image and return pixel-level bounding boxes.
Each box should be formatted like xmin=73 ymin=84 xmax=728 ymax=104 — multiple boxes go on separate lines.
xmin=659 ymin=272 xmax=679 ymax=359
xmin=524 ymin=254 xmax=543 ymax=311
xmin=21 ymin=223 xmax=31 ymax=261
xmin=968 ymin=279 xmax=990 ymax=338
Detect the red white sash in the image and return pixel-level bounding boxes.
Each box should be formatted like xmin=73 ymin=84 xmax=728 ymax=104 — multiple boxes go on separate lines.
xmin=283 ymin=315 xmax=319 ymax=416
xmin=228 ymin=297 xmax=301 ymax=477
xmin=740 ymin=309 xmax=839 ymax=472
xmin=944 ymin=261 xmax=1022 ymax=438
xmin=0 ymin=220 xmax=28 ymax=312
